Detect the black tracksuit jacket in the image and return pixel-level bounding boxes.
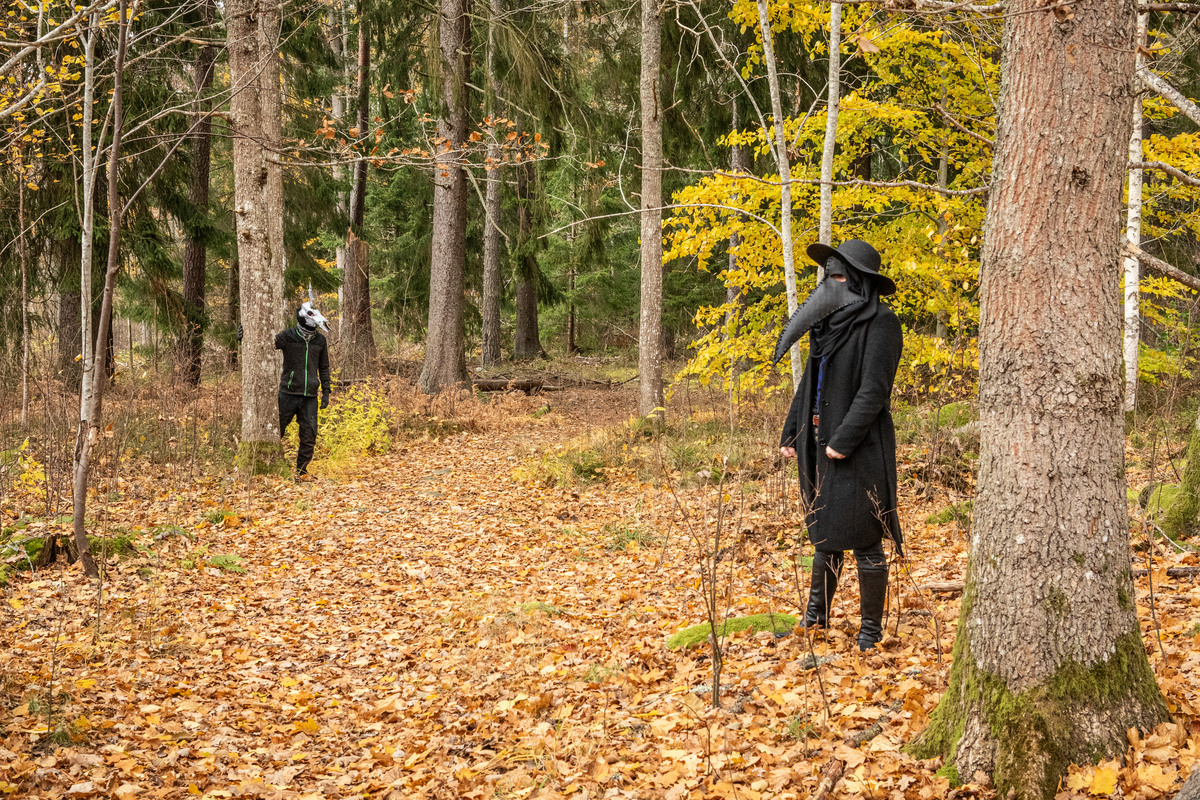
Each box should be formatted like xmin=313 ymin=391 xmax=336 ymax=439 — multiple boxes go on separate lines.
xmin=275 ymin=327 xmax=331 ymax=397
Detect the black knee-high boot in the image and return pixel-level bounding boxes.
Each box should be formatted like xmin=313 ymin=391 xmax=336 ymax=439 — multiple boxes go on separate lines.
xmin=856 ymin=561 xmax=889 ymax=651
xmin=805 ymin=550 xmax=843 ymax=627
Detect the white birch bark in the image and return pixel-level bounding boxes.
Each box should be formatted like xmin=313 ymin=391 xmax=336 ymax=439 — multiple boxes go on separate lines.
xmin=755 ymin=0 xmax=801 ymax=389
xmin=1123 ymin=12 xmax=1147 ymax=413
xmin=818 ymin=1 xmax=841 ymax=263
xmin=78 ymin=11 xmax=99 ymax=423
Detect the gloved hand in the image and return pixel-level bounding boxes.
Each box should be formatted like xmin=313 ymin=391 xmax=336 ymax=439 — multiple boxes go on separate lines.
xmin=321 ymin=393 xmax=330 ymax=410
xmin=236 ymin=323 xmax=243 ymax=342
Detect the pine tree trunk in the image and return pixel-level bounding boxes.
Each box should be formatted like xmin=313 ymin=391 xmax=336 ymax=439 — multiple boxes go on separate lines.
xmin=909 ymin=1 xmax=1168 ymax=795
xmin=1123 ymin=12 xmax=1148 ymax=413
xmin=418 ymin=0 xmax=471 ymax=394
xmin=228 ymin=0 xmax=286 ymax=469
xmin=58 ymin=238 xmax=82 ymax=387
xmin=226 ymin=251 xmax=240 ymax=369
xmin=480 ymin=0 xmax=503 ymax=367
xmin=514 ymin=157 xmax=543 ymax=361
xmin=179 ymin=0 xmax=217 ymax=388
xmin=637 ymin=0 xmax=664 ymax=417
xmin=330 ymin=0 xmax=348 ymax=323
xmin=755 ymin=0 xmax=801 ymax=389
xmin=342 ymin=2 xmax=377 ymax=378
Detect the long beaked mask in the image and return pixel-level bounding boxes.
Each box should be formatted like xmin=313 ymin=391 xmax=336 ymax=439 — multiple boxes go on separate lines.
xmin=298 ymin=301 xmax=330 ymax=333
xmin=771 ymin=256 xmax=867 ymax=364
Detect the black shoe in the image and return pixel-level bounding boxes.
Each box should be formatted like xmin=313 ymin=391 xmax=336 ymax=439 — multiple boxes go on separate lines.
xmin=805 ymin=550 xmax=843 ymax=627
xmin=857 ymin=565 xmax=888 ymax=651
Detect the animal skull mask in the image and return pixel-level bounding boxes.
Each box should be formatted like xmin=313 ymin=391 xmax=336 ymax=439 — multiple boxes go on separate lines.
xmin=297 ymin=301 xmax=330 ymax=333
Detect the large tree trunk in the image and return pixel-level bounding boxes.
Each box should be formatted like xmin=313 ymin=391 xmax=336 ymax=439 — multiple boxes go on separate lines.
xmin=480 ymin=0 xmax=503 ymax=367
xmin=1123 ymin=11 xmax=1148 ymax=413
xmin=513 ymin=156 xmax=543 ymax=361
xmin=228 ymin=0 xmax=286 ymax=470
xmin=179 ymin=0 xmax=217 ymax=388
xmin=754 ymin=0 xmax=801 ymax=389
xmin=637 ymin=0 xmax=663 ymax=417
xmin=341 ymin=1 xmax=377 ymax=378
xmin=330 ymin=0 xmax=348 ymax=326
xmin=418 ymin=0 xmax=472 ymax=394
xmin=909 ymin=0 xmax=1168 ymax=796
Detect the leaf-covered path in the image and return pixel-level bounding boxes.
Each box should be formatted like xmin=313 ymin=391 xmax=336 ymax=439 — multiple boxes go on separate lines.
xmin=3 ymin=388 xmax=1200 ymax=799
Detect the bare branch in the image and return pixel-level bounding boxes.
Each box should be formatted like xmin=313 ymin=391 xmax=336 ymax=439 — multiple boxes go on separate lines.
xmin=931 ymin=102 xmax=995 ymax=148
xmin=1131 ymin=161 xmax=1200 ymax=188
xmin=1127 ymin=245 xmax=1200 ymax=293
xmin=0 ymin=0 xmax=117 ymax=80
xmin=1139 ymin=67 xmax=1200 ymax=127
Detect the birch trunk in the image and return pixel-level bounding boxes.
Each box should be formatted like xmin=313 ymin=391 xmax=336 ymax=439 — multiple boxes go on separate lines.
xmin=1123 ymin=12 xmax=1147 ymax=413
xmin=480 ymin=0 xmax=503 ymax=366
xmin=78 ymin=10 xmax=99 ymax=423
xmin=755 ymin=0 xmax=801 ymax=389
xmin=818 ymin=0 xmax=841 ymax=260
xmin=228 ymin=0 xmax=286 ymax=469
xmin=72 ymin=0 xmax=131 ymax=579
xmin=418 ymin=0 xmax=471 ymax=393
xmin=19 ymin=156 xmax=29 ymax=429
xmin=909 ymin=0 xmax=1168 ymax=794
xmin=638 ymin=0 xmax=664 ymax=416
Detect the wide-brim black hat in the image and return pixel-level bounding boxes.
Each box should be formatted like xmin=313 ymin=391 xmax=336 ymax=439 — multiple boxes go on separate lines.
xmin=806 ymin=239 xmax=897 ymax=297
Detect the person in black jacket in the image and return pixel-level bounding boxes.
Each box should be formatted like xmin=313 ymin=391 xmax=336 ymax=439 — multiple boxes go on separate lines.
xmin=278 ymin=302 xmax=332 ymax=479
xmin=774 ymin=239 xmax=903 ymax=651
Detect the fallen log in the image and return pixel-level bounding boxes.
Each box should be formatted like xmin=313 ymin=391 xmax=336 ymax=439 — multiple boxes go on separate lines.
xmin=922 ymin=566 xmax=1200 ymax=596
xmin=813 ymin=759 xmax=845 ymax=800
xmin=472 ymin=378 xmax=563 ymax=394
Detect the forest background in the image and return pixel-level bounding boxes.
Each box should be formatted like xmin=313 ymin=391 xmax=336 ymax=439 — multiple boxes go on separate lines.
xmin=4 ymin=0 xmax=1200 ymax=798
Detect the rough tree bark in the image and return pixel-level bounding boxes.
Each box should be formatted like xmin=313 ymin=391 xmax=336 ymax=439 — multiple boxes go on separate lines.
xmin=226 ymin=251 xmax=240 ymax=369
xmin=58 ymin=238 xmax=82 ymax=386
xmin=481 ymin=0 xmax=504 ymax=366
xmin=228 ymin=0 xmax=286 ymax=470
xmin=418 ymin=0 xmax=472 ymax=393
xmin=513 ymin=155 xmax=544 ymax=361
xmin=1123 ymin=11 xmax=1147 ymax=413
xmin=909 ymin=0 xmax=1169 ymax=796
xmin=179 ymin=0 xmax=217 ymax=387
xmin=637 ymin=0 xmax=664 ymax=417
xmin=755 ymin=0 xmax=801 ymax=389
xmin=342 ymin=0 xmax=377 ymax=378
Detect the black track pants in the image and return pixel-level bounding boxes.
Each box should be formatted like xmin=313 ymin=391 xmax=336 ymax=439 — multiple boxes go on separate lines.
xmin=279 ymin=392 xmax=318 ymax=474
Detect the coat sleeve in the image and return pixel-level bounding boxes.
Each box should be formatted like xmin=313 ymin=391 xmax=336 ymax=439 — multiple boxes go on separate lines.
xmin=826 ymin=313 xmax=902 ymax=457
xmin=274 ymin=330 xmax=286 ymax=350
xmin=780 ymin=385 xmax=805 ymax=449
xmin=319 ymin=339 xmax=331 ymax=395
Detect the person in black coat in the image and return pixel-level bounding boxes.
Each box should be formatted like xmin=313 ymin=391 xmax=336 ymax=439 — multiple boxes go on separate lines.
xmin=277 ymin=302 xmax=332 ymax=479
xmin=776 ymin=239 xmax=903 ymax=651
xmin=238 ymin=301 xmax=333 ymax=480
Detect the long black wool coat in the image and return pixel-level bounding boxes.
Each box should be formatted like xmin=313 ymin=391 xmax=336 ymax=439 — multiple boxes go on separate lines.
xmin=780 ymin=307 xmax=904 ymax=554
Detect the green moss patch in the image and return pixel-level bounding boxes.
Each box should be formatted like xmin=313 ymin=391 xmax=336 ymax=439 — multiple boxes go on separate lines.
xmin=667 ymin=613 xmax=797 ymax=650
xmin=236 ymin=441 xmax=290 ymax=476
xmin=518 ymin=601 xmax=563 ymax=616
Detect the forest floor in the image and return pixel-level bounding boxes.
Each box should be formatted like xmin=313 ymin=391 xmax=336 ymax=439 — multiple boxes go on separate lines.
xmin=2 ymin=384 xmax=1200 ymax=799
